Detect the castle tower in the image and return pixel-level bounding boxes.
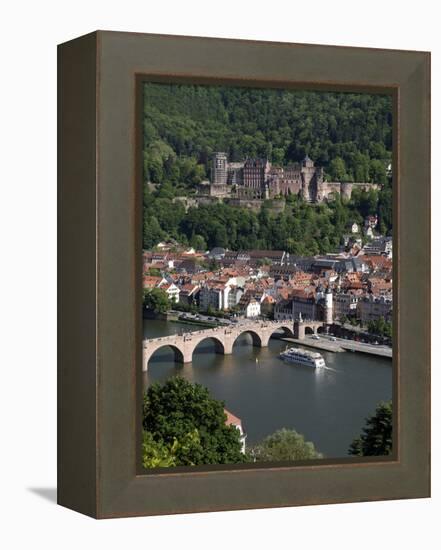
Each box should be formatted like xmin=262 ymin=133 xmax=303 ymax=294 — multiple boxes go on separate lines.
xmin=315 ymin=167 xmax=325 ymax=202
xmin=302 ymin=155 xmax=314 ymax=169
xmin=301 ymin=155 xmax=317 ymax=202
xmin=212 ymin=152 xmax=228 ymax=185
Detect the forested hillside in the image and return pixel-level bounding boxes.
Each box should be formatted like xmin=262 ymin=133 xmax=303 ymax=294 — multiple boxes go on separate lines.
xmin=142 ymin=83 xmax=393 ymax=253
xmin=143 ymin=83 xmax=392 ymax=187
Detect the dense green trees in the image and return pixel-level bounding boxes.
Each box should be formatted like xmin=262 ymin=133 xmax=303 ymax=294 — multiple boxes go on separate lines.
xmin=143 ymin=378 xmax=245 ymax=467
xmin=143 ymin=287 xmax=170 ymax=314
xmin=249 ymin=428 xmax=323 ymax=462
xmin=349 ymin=401 xmax=393 ymax=456
xmin=142 ymin=429 xmax=200 ymax=469
xmin=367 ymin=317 xmax=392 ymax=339
xmin=142 ymin=188 xmax=389 ymax=254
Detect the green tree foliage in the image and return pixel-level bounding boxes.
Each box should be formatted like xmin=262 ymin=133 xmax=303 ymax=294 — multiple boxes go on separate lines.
xmin=378 ymin=177 xmax=393 ymax=234
xmin=189 ymin=233 xmax=207 ymax=251
xmin=142 ymin=429 xmax=200 ymax=468
xmin=143 ymin=378 xmax=245 ymax=466
xmin=350 ymin=188 xmax=379 ymax=218
xmin=143 ymin=214 xmax=165 ymax=249
xmin=249 ymin=428 xmax=322 ymax=462
xmin=146 ymin=267 xmax=161 ymax=277
xmin=367 ymin=317 xmax=392 ymax=338
xmin=349 ymin=401 xmax=393 ymax=456
xmin=142 ymin=190 xmax=391 ymax=254
xmin=143 ymin=287 xmax=170 ymax=314
xmin=328 ymin=157 xmax=350 ymax=181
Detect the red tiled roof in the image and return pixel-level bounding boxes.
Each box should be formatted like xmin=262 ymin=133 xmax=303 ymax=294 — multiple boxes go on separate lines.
xmin=142 ymin=276 xmax=163 ymax=288
xmin=364 ymin=255 xmax=393 ymax=270
xmin=224 ymin=409 xmax=242 ymax=429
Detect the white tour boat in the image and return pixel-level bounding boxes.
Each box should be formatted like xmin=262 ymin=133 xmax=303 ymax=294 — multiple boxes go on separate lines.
xmin=279 ymin=346 xmax=326 ymax=368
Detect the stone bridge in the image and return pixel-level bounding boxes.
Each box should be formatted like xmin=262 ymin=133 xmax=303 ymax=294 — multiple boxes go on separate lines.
xmin=142 ymin=319 xmax=325 ymax=370
xmin=292 ymin=320 xmax=325 ymax=339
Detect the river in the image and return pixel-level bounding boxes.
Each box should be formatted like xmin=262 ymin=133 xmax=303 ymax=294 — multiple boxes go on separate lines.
xmin=143 ymin=319 xmax=392 ymax=458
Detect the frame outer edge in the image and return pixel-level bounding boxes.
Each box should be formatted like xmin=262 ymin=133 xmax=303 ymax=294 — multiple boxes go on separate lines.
xmin=74 ymin=31 xmax=431 ymax=518
xmin=57 ymin=31 xmax=99 ymax=518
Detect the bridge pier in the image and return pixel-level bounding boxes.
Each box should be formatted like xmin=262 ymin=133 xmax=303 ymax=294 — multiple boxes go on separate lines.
xmin=223 ymin=340 xmax=234 ymax=355
xmin=293 ymin=321 xmax=324 ymax=340
xmin=182 ymin=348 xmax=193 ymax=364
xmin=259 ymin=334 xmax=270 ymax=347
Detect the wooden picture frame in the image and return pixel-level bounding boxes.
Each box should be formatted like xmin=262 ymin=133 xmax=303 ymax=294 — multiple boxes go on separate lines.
xmin=58 ymin=31 xmax=430 ymax=518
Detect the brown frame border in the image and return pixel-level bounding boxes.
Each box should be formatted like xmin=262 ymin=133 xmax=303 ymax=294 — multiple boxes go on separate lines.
xmin=58 ymin=31 xmax=430 ymax=518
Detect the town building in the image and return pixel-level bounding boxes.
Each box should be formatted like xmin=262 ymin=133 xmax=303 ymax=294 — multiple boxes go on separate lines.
xmin=365 ymin=215 xmax=378 ymax=230
xmin=349 ymin=222 xmax=360 ymax=234
xmin=227 ymin=286 xmax=244 ymax=309
xmin=357 ymin=294 xmax=393 ymax=323
xmin=223 ymin=249 xmax=287 ymax=266
xmin=244 ymin=298 xmax=261 ymax=318
xmin=178 ymin=284 xmax=200 ymax=306
xmin=333 ymin=291 xmax=359 ymax=320
xmin=158 ymin=282 xmax=180 ymax=303
xmin=362 ymin=236 xmax=393 ymax=258
xmin=274 ymin=286 xmax=333 ymax=323
xmin=142 ymin=275 xmax=167 ymax=289
xmin=238 ymin=292 xmax=261 ymax=318
xmin=199 ymin=283 xmax=229 ymax=311
xmin=274 ymin=298 xmax=295 ymax=321
xmin=261 ymin=295 xmax=276 ymax=317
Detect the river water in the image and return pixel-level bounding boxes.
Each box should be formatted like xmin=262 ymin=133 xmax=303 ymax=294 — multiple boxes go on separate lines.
xmin=143 ymin=319 xmax=392 ymax=458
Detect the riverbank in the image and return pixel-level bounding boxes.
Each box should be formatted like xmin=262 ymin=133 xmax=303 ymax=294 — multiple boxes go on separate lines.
xmin=281 ymin=336 xmax=392 ymax=358
xmin=143 ymin=309 xmax=180 ymax=322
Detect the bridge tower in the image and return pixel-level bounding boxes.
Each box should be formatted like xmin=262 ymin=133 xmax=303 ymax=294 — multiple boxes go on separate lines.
xmin=324 ymin=287 xmax=333 ymax=325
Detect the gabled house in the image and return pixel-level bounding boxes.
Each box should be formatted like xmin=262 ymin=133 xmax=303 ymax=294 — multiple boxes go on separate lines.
xmin=158 ymin=281 xmax=180 ymax=303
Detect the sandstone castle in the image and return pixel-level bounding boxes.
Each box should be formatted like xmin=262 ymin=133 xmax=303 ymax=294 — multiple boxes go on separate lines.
xmin=199 ymin=152 xmax=379 ymax=204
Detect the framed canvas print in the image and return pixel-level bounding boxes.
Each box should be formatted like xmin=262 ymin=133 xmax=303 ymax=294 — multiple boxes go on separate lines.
xmin=58 ymin=31 xmax=430 ymax=518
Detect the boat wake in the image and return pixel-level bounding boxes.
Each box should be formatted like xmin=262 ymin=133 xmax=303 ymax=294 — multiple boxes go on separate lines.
xmin=320 ymin=365 xmax=339 ymax=373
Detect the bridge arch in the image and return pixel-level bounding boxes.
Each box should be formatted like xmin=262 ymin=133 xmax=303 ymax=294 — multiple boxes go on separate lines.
xmin=268 ymin=325 xmax=294 ymax=339
xmin=144 ymin=344 xmax=185 ymax=370
xmin=233 ymin=329 xmax=262 ymax=348
xmin=304 ymin=326 xmax=315 ymax=335
xmin=192 ymin=336 xmax=226 ymax=357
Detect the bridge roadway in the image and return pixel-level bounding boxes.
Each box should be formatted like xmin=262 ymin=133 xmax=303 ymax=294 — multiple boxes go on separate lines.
xmin=142 ymin=319 xmax=324 ymax=371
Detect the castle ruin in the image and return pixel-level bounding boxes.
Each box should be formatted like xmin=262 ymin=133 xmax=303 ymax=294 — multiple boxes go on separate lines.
xmin=200 ymin=152 xmax=379 ymax=204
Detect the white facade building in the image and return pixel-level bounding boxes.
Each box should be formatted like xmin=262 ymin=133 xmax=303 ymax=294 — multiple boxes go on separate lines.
xmin=245 ymin=299 xmax=261 ymax=318
xmin=159 ymin=282 xmax=180 ymax=303
xmin=224 ymin=409 xmax=246 ymax=453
